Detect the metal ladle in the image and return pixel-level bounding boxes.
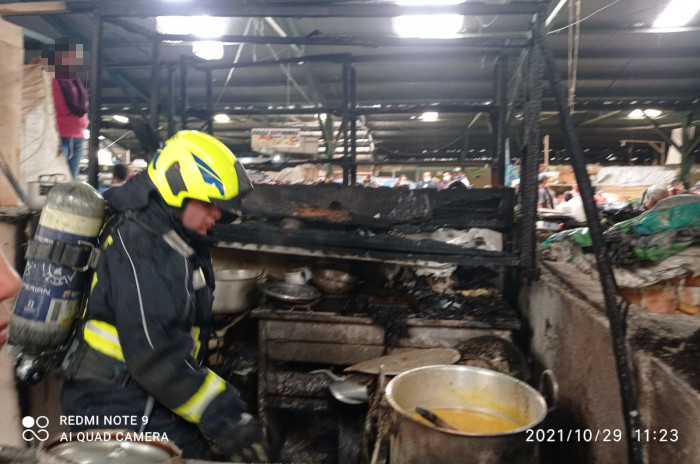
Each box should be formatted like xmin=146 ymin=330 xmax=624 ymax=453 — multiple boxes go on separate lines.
xmin=310 ymin=369 xmax=369 ymax=404
xmin=415 ymin=407 xmax=458 ymax=431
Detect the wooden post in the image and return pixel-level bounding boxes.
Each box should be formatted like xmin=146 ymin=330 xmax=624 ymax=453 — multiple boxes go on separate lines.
xmin=543 ymin=134 xmax=550 ymax=167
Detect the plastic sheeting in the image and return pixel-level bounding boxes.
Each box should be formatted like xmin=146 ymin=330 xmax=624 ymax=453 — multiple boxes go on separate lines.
xmin=592 ymin=165 xmax=676 ymax=187
xmin=264 ymin=163 xmax=319 ymax=184
xmin=20 ymin=64 xmax=70 ymax=191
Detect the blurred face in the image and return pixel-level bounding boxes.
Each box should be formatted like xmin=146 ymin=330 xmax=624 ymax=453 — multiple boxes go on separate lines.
xmin=0 ymin=253 xmax=22 ymax=348
xmin=181 ymin=199 xmax=222 ymax=235
xmin=423 ymin=172 xmax=432 ymax=180
xmin=42 ymin=44 xmax=85 ymax=78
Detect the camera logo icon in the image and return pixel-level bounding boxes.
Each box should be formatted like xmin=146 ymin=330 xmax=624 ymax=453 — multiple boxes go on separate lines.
xmin=22 ymin=416 xmax=50 ymax=442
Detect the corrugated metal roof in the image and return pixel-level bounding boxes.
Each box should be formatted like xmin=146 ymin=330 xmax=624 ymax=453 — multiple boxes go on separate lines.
xmin=8 ymin=0 xmax=700 ymax=162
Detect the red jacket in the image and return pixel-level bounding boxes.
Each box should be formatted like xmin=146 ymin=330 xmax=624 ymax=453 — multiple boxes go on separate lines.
xmin=52 ymin=79 xmax=89 ymax=138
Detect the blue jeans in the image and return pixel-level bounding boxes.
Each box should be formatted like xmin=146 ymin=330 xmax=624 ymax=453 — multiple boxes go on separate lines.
xmin=61 ymin=137 xmax=84 ymax=179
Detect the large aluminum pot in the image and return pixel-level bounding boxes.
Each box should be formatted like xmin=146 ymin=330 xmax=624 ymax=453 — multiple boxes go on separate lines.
xmin=385 ymin=365 xmax=552 ymax=464
xmin=212 ymin=269 xmax=261 ymax=313
xmin=36 ymin=429 xmax=182 ymax=464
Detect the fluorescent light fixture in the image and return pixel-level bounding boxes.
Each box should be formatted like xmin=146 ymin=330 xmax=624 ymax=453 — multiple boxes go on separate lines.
xmin=156 ymin=16 xmax=190 ymax=35
xmin=83 ymin=129 xmax=90 ymax=139
xmin=213 ymin=113 xmax=230 ymax=123
xmin=394 ymin=0 xmax=463 ymax=38
xmin=193 ymin=41 xmax=224 ymax=60
xmin=190 ymin=16 xmax=226 ymax=38
xmin=156 ymin=16 xmax=225 ymax=38
xmin=628 ymin=109 xmax=662 ymax=119
xmin=112 ymin=114 xmax=129 ymax=123
xmin=421 ymin=111 xmax=439 ymax=122
xmin=653 ymin=0 xmax=700 ymax=28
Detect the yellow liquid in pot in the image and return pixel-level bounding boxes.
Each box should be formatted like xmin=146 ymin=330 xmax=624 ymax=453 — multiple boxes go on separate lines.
xmin=413 ymin=408 xmax=524 ymax=434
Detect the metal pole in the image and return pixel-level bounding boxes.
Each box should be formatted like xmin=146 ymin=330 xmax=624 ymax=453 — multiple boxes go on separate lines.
xmin=166 ymin=61 xmax=176 ymax=138
xmin=149 ymin=37 xmax=160 ymax=131
xmin=341 ymin=58 xmax=351 ymax=186
xmin=533 ymin=19 xmax=645 ymax=464
xmin=179 ymin=54 xmax=188 ymax=130
xmin=518 ymin=17 xmax=544 ymax=278
xmin=205 ymin=69 xmax=214 ymax=135
xmin=87 ymin=12 xmax=103 ymax=188
xmin=491 ymin=55 xmax=508 ymax=187
xmin=350 ymin=66 xmax=357 ymax=185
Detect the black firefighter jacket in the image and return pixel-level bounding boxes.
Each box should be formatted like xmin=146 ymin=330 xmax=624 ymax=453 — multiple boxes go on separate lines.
xmin=69 ymin=174 xmax=248 ymax=446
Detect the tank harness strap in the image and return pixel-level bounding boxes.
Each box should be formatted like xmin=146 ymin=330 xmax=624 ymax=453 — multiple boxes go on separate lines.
xmin=26 ymin=239 xmax=101 ymax=271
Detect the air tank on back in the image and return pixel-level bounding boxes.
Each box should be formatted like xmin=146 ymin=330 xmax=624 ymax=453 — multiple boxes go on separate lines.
xmin=8 ymin=181 xmax=104 ymax=381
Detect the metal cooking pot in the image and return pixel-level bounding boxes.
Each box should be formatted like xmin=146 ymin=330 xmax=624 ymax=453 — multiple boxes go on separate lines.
xmin=26 ymin=173 xmax=67 ymax=211
xmin=385 ymin=365 xmax=556 ymax=464
xmin=37 ymin=429 xmax=182 ymax=464
xmin=212 ymin=269 xmax=261 ymax=313
xmin=311 ymin=269 xmax=358 ymax=295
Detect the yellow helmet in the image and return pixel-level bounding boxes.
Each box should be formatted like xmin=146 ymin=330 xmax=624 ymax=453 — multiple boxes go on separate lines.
xmin=148 ymin=130 xmax=253 ymax=211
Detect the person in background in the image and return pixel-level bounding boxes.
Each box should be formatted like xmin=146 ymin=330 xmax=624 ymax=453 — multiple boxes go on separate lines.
xmin=449 ymin=167 xmax=471 ymax=188
xmin=101 ymin=163 xmax=129 ymax=203
xmin=505 ymin=160 xmax=520 ymax=188
xmin=41 ymin=38 xmax=89 ymax=180
xmin=639 ymin=184 xmax=670 ymax=211
xmin=393 ymin=174 xmax=412 ymax=188
xmin=537 ymin=173 xmax=555 ymax=209
xmin=62 ymin=131 xmax=267 ymax=462
xmin=415 ymin=171 xmax=437 ymax=189
xmin=693 ymin=181 xmax=700 ymax=195
xmin=438 ymin=172 xmax=452 ymax=190
xmin=0 ymin=251 xmax=22 ymax=351
xmin=668 ymin=178 xmax=686 ymax=196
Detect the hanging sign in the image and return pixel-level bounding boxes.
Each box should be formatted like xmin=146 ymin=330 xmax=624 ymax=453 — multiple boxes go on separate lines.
xmin=251 ymin=128 xmax=300 ymax=150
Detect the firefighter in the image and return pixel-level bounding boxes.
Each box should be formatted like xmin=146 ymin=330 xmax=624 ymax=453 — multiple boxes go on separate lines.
xmin=62 ymin=131 xmax=267 ymax=462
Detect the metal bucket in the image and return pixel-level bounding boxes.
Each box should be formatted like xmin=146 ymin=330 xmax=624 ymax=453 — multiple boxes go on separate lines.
xmin=385 ymin=365 xmax=553 ymax=464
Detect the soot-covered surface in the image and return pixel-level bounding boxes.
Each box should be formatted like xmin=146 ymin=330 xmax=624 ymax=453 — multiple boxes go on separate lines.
xmin=631 ymin=327 xmax=700 ymax=391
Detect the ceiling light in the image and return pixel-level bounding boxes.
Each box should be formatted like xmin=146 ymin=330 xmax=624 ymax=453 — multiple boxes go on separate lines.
xmin=190 ymin=16 xmax=226 ymax=38
xmin=394 ymin=0 xmax=463 ymax=38
xmin=653 ymin=0 xmax=700 ymax=28
xmin=628 ymin=109 xmax=662 ymax=119
xmin=193 ymin=41 xmax=224 ymax=60
xmin=156 ymin=16 xmax=225 ymax=38
xmin=156 ymin=16 xmax=189 ymax=35
xmin=213 ymin=113 xmax=230 ymax=123
xmin=112 ymin=114 xmax=129 ymax=123
xmin=421 ymin=111 xmax=439 ymax=122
